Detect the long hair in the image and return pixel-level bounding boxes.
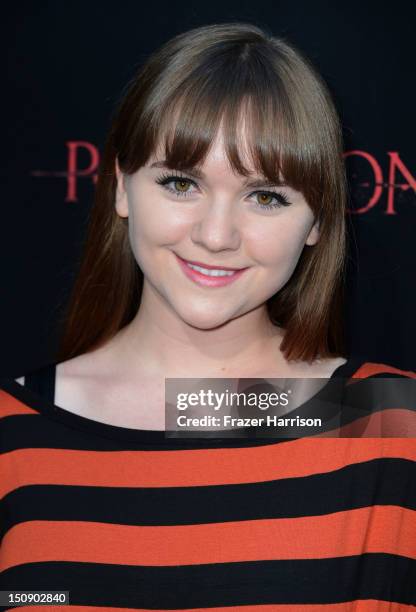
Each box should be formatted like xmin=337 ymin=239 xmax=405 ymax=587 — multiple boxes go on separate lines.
xmin=56 ymin=22 xmax=347 ymax=364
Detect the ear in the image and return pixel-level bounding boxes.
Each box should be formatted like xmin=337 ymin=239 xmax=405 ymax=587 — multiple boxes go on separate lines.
xmin=115 ymin=157 xmax=129 ymax=218
xmin=305 ymin=219 xmax=320 ymax=246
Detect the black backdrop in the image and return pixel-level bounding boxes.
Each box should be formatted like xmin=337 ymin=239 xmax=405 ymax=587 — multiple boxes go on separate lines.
xmin=3 ymin=1 xmax=416 ymax=376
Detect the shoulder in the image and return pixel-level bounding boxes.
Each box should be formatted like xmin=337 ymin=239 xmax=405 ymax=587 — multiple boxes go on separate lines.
xmin=316 ymin=356 xmax=348 ymax=377
xmin=315 ymin=353 xmax=416 ymax=380
xmin=349 ymin=360 xmax=416 ymax=379
xmin=339 ymin=357 xmax=416 ymax=437
xmin=282 ymin=356 xmax=348 ymax=378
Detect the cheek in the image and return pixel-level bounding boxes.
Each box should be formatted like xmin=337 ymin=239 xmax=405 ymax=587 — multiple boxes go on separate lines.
xmin=129 ymin=195 xmax=185 ymax=246
xmin=247 ymin=219 xmax=311 ymax=267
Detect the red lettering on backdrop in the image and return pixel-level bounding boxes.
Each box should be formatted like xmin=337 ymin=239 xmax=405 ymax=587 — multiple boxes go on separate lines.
xmin=66 ymin=141 xmax=99 ymax=202
xmin=31 ymin=144 xmax=415 ymax=212
xmin=343 ymin=150 xmax=383 ymax=213
xmin=386 ymin=152 xmax=416 ymax=215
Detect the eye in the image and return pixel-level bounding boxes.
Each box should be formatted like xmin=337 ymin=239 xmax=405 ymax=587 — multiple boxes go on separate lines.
xmin=252 ymin=190 xmax=292 ymax=209
xmin=155 ymin=173 xmax=197 ymax=198
xmin=155 ymin=172 xmax=292 ymax=209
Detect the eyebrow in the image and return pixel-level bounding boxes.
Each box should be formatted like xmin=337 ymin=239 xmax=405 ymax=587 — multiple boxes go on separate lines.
xmin=149 ymin=161 xmax=286 ymax=189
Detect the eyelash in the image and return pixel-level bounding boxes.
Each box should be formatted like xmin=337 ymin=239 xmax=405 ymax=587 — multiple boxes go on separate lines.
xmin=154 ymin=172 xmax=292 ymax=209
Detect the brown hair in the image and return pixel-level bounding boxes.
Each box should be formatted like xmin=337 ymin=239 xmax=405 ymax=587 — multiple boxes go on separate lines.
xmin=56 ymin=22 xmax=347 ymax=364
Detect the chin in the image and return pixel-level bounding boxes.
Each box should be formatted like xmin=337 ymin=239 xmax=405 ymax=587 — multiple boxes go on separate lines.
xmin=178 ymin=308 xmax=233 ymax=331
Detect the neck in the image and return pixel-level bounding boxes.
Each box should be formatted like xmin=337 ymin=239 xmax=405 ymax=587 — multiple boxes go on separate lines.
xmin=98 ymin=286 xmax=287 ymax=379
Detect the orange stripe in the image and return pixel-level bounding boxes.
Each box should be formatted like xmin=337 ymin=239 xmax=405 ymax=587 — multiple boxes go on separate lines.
xmin=1 ymin=437 xmax=415 ymax=498
xmin=1 ymin=506 xmax=414 ymax=572
xmin=13 ymin=602 xmax=416 ymax=612
xmin=0 ymin=389 xmax=39 ymax=418
xmin=352 ymin=362 xmax=416 ymax=379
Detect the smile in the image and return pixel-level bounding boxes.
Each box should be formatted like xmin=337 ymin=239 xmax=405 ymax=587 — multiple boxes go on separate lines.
xmin=186 ymin=263 xmax=234 ymax=277
xmin=175 ymin=254 xmax=248 ymax=287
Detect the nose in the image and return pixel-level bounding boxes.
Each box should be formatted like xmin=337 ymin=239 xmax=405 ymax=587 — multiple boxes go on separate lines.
xmin=190 ymin=197 xmax=241 ymax=252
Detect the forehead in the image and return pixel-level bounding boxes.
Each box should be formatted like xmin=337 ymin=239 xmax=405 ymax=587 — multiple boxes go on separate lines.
xmin=205 ymin=131 xmax=253 ymax=172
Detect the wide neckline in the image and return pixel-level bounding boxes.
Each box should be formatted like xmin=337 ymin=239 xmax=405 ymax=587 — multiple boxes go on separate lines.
xmin=1 ymin=356 xmax=366 ymax=447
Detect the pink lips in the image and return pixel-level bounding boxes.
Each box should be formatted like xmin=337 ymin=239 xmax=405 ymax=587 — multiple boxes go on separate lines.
xmin=175 ymin=254 xmax=248 ymax=287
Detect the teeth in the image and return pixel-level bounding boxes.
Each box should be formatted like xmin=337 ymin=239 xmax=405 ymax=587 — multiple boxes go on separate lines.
xmin=186 ymin=263 xmax=236 ymax=277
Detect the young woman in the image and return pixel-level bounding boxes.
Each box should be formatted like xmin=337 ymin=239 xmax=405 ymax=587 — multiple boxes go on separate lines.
xmin=1 ymin=22 xmax=415 ymax=610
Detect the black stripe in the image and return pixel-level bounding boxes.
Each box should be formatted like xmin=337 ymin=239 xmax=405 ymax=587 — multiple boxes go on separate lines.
xmin=1 ymin=458 xmax=414 ymax=540
xmin=1 ymin=554 xmax=415 ymax=607
xmin=0 ymin=414 xmax=295 ymax=452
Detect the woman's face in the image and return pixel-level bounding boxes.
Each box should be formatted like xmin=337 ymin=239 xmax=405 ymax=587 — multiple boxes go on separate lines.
xmin=115 ymin=126 xmax=319 ymax=330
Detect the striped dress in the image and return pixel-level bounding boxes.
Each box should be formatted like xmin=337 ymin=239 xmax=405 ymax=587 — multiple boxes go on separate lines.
xmin=0 ymin=356 xmax=415 ymax=610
